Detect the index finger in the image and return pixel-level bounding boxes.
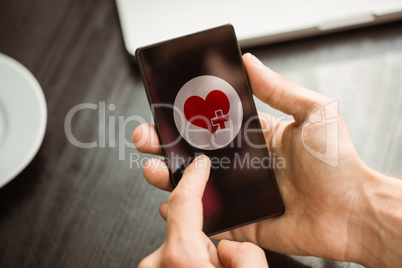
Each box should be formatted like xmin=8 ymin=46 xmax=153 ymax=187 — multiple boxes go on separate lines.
xmin=166 ymin=155 xmax=211 ymax=236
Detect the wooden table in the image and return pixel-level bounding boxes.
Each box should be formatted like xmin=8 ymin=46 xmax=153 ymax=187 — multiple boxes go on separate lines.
xmin=0 ymin=0 xmax=401 ymax=267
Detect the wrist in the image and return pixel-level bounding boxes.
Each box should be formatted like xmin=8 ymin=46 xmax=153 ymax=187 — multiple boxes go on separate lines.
xmin=345 ymin=166 xmax=402 ymax=267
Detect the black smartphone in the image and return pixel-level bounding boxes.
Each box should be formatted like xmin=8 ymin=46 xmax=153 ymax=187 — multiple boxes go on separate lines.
xmin=136 ymin=24 xmax=284 ymax=236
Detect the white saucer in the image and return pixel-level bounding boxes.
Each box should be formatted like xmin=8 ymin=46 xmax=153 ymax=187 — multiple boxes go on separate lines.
xmin=0 ymin=53 xmax=47 ymax=188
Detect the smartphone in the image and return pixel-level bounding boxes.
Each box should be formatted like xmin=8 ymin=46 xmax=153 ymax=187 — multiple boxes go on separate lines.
xmin=136 ymin=24 xmax=284 ymax=236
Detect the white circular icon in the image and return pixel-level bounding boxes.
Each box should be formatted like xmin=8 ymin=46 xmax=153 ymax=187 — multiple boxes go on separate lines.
xmin=173 ymin=75 xmax=243 ymax=150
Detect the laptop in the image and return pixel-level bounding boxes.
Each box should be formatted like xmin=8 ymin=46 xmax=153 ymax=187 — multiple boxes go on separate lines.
xmin=116 ymin=0 xmax=402 ymax=56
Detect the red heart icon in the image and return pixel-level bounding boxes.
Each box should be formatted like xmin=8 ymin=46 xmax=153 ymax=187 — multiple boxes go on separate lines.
xmin=184 ymin=90 xmax=230 ymax=135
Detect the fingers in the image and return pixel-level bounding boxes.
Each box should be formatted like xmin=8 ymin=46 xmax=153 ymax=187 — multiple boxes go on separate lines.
xmin=133 ymin=123 xmax=172 ymax=191
xmin=143 ymin=158 xmax=172 ymax=191
xmin=133 ymin=123 xmax=163 ymax=155
xmin=243 ymin=53 xmax=331 ymax=124
xmin=217 ymin=240 xmax=269 ymax=268
xmin=166 ymin=155 xmax=211 ymax=236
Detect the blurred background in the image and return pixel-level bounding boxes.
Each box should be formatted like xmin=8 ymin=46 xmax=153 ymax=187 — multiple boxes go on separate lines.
xmin=0 ymin=0 xmax=401 ymax=267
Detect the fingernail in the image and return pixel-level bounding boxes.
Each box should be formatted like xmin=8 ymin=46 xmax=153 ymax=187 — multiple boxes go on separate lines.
xmin=251 ymin=54 xmax=264 ymax=67
xmin=194 ymin=154 xmax=210 ymax=168
xmin=199 ymin=154 xmax=210 ymax=164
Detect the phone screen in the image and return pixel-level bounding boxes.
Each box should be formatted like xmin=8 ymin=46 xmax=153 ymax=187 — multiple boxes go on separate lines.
xmin=136 ymin=25 xmax=284 ymax=235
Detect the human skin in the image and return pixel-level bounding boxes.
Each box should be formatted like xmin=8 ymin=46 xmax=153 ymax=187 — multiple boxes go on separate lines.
xmin=138 ymin=155 xmax=269 ymax=268
xmin=133 ymin=53 xmax=402 ymax=267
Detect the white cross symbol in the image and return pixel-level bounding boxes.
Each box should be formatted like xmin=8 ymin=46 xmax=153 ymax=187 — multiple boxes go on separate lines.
xmin=211 ymin=109 xmax=230 ymax=130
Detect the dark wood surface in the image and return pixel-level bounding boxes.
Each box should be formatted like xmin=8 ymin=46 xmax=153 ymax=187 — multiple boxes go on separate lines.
xmin=0 ymin=0 xmax=401 ymax=267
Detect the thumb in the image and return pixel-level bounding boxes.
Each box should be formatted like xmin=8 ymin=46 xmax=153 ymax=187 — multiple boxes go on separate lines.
xmin=243 ymin=53 xmax=331 ymax=124
xmin=217 ymin=240 xmax=269 ymax=268
xmin=166 ymin=155 xmax=210 ymax=236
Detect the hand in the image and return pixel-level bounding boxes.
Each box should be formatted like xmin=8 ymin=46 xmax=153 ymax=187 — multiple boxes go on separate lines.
xmin=133 ymin=53 xmax=400 ymax=266
xmin=138 ymin=155 xmax=269 ymax=268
